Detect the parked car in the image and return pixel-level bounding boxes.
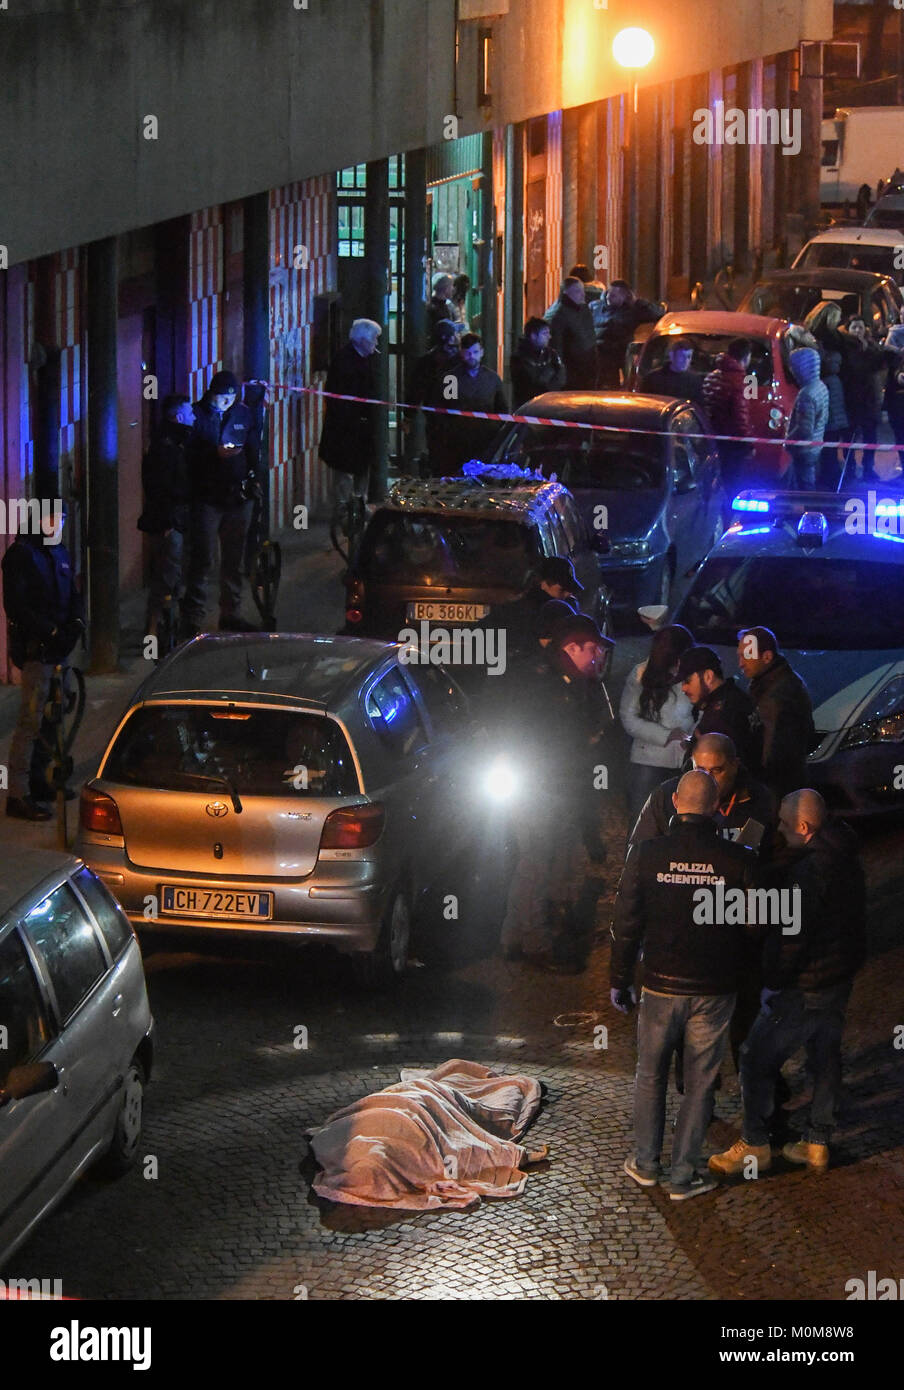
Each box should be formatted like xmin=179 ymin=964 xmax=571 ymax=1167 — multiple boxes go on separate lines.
xmin=675 ymin=489 xmax=904 ymax=815
xmin=484 ymin=391 xmax=726 ymax=619
xmin=77 ymin=635 xmax=504 ymax=987
xmin=793 ymin=226 xmax=904 ymax=288
xmin=0 ymin=850 xmax=153 ymax=1266
xmin=737 ymin=268 xmax=903 ymax=339
xmin=633 ymin=311 xmax=802 ymax=477
xmin=865 ymin=194 xmax=904 ymax=231
xmin=344 ymin=471 xmax=611 ymax=640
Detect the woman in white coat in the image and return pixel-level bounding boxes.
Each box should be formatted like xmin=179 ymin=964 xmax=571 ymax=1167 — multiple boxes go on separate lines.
xmin=620 ymin=624 xmax=696 ymax=830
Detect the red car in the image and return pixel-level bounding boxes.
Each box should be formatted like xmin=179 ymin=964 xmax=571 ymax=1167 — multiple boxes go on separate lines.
xmin=632 ymin=311 xmax=803 ymax=480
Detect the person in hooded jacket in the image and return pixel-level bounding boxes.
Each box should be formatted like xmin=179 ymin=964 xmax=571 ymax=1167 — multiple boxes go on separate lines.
xmin=137 ymin=394 xmax=195 ymax=639
xmin=510 ymin=317 xmax=566 ymax=409
xmin=784 ymin=346 xmax=829 ymax=489
xmin=709 ymin=789 xmax=866 ymax=1177
xmin=182 ymin=369 xmax=261 ymax=636
xmin=702 ymin=338 xmax=754 ymax=492
xmin=2 ymin=500 xmax=84 ymax=820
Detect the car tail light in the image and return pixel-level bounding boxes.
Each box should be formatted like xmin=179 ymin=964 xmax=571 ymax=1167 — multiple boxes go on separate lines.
xmin=80 ymin=786 xmax=123 ymax=836
xmin=346 ymin=577 xmax=364 ymax=625
xmin=319 ymin=802 xmax=385 ymax=850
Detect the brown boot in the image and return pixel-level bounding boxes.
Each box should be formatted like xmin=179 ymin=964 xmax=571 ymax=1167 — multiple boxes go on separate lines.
xmin=782 ymin=1140 xmax=829 ymax=1171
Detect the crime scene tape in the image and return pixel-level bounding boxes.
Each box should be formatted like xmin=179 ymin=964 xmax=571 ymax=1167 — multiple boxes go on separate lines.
xmin=257 ymin=379 xmax=899 ymax=455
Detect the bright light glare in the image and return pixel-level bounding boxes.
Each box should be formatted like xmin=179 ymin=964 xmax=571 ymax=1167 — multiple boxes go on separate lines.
xmin=484 ymin=757 xmax=518 ymax=802
xmin=612 ymin=27 xmax=654 ymax=69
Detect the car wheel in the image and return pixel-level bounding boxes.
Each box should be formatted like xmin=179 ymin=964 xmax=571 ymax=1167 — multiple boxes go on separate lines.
xmin=95 ymin=1058 xmax=145 ymax=1179
xmin=353 ymin=888 xmax=411 ymax=989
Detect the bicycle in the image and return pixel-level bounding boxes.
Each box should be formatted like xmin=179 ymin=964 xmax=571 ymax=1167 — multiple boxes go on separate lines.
xmin=35 ymin=663 xmax=86 ymax=849
xmin=249 ymin=537 xmax=282 ymax=631
xmin=329 ymin=492 xmax=368 ymax=566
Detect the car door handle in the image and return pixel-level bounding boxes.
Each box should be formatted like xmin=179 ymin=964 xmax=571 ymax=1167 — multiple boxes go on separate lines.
xmin=112 ymin=993 xmax=123 ymax=1018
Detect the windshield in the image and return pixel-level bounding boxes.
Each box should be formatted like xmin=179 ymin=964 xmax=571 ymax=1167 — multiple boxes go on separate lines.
xmin=799 ymin=242 xmax=902 ymax=281
xmin=745 ymin=284 xmax=861 ymax=323
xmin=680 ymin=554 xmax=904 ymax=650
xmin=360 ymin=512 xmax=536 ymax=588
xmin=103 ymin=705 xmax=360 ymax=795
xmin=491 ymin=423 xmax=665 ymax=491
xmin=640 ymin=333 xmax=775 ymax=385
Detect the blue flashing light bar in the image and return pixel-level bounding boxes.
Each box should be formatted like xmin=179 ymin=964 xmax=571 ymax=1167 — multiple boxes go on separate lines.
xmin=874 ymin=501 xmax=904 ymax=517
xmin=732 ymin=496 xmax=770 ymax=513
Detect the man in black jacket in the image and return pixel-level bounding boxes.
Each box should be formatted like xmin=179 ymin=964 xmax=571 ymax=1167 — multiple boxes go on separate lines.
xmin=510 ymin=317 xmax=566 ymax=409
xmin=611 ymin=769 xmax=760 ymax=1199
xmin=182 ymin=370 xmax=261 ymax=636
xmin=678 ymin=645 xmax=762 ymax=774
xmin=437 ymin=333 xmax=509 ymax=473
xmin=593 ymin=280 xmax=663 ymax=389
xmin=638 ymin=338 xmax=702 ymax=403
xmin=2 ymin=501 xmax=84 ymax=820
xmin=737 ymin=626 xmax=815 ymax=798
xmin=545 ymin=278 xmax=598 ymax=390
xmin=408 ymin=320 xmax=461 ymax=475
xmin=629 ymin=733 xmax=774 ymax=855
xmin=138 ymin=394 xmax=194 ymax=640
xmin=709 ymin=789 xmax=866 ymax=1176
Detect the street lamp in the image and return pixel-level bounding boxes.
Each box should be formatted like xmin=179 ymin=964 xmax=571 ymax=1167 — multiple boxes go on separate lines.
xmin=613 ymin=27 xmax=654 ymax=288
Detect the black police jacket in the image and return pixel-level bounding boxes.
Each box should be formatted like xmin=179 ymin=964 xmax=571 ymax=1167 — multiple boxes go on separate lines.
xmin=611 ymin=814 xmax=761 ymax=995
xmin=191 ymin=398 xmax=260 ymax=508
xmin=629 ymin=766 xmax=775 ymax=855
xmin=761 ymin=820 xmax=867 ymax=993
xmin=1 ymin=532 xmax=84 ymax=667
xmin=138 ymin=422 xmax=193 ymax=534
xmin=690 ymin=677 xmax=762 ymax=774
xmin=749 ymin=656 xmax=816 ymax=798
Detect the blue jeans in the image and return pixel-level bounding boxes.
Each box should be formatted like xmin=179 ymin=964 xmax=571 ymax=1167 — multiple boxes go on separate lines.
xmin=634 ymin=988 xmax=735 ymax=1189
xmin=740 ymin=982 xmax=852 ymax=1146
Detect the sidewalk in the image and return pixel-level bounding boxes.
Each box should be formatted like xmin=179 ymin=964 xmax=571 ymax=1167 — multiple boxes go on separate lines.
xmin=0 ymin=524 xmax=347 ymax=855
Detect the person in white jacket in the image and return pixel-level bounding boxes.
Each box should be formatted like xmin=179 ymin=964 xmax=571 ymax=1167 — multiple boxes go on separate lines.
xmin=620 ymin=624 xmax=696 ymax=828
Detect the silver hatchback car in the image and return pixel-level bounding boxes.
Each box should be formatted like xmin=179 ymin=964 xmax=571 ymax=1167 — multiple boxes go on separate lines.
xmin=0 ymin=850 xmax=153 ymax=1267
xmin=77 ymin=634 xmax=489 ymax=986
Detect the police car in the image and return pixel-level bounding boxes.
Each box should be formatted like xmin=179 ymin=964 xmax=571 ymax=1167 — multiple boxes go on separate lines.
xmin=675 ymin=488 xmax=904 ymax=814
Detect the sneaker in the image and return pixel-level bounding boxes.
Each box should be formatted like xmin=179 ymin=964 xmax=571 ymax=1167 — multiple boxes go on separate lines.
xmin=670 ymin=1174 xmax=719 ymax=1201
xmin=623 ymin=1155 xmax=660 ymax=1188
xmin=708 ymin=1138 xmax=772 ymax=1176
xmin=782 ymin=1140 xmax=829 ymax=1170
xmin=6 ymin=796 xmax=53 ymax=822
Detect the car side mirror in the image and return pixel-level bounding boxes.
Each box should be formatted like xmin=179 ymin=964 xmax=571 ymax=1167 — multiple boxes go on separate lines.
xmin=0 ymin=1061 xmax=59 ymax=1108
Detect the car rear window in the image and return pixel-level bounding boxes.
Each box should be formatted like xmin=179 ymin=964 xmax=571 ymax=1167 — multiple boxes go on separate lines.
xmin=360 ymin=512 xmax=535 ymax=589
xmin=102 ymin=706 xmax=360 ymax=797
xmin=491 ymin=423 xmax=665 ymax=491
xmin=799 ymin=243 xmax=900 ymax=279
xmin=744 ymin=284 xmax=860 ymax=323
xmin=640 ymin=334 xmax=775 ymax=385
xmin=680 ymin=554 xmax=904 ymax=650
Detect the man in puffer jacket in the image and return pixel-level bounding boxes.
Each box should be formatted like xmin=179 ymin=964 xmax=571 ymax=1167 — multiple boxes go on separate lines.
xmin=702 ymin=339 xmax=753 ymax=492
xmin=784 ymin=346 xmax=829 ymax=489
xmin=709 ymin=790 xmax=866 ymax=1177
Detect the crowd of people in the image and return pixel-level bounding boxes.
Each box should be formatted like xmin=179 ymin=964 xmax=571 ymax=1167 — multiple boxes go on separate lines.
xmin=482 ymin=581 xmax=867 ymax=1201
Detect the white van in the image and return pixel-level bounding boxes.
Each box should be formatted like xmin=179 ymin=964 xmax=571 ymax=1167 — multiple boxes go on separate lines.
xmin=821 ymin=107 xmax=904 ymax=206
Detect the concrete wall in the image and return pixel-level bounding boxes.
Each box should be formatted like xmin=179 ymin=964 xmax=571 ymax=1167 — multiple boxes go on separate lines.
xmin=1 ymin=0 xmax=833 ymax=267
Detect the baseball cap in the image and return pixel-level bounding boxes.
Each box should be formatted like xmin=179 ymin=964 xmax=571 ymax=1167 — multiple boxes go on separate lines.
xmin=208 ymin=370 xmax=239 ymax=396
xmin=540 ymin=556 xmax=584 ymax=595
xmin=553 ymin=612 xmax=615 ymax=651
xmin=737 ymin=625 xmax=778 ymax=656
xmin=537 ymin=598 xmax=578 ymax=641
xmin=677 ymin=645 xmax=723 ymax=681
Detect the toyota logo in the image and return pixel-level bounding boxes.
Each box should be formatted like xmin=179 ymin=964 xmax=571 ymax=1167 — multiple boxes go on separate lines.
xmin=206 ymin=801 xmax=229 ymax=818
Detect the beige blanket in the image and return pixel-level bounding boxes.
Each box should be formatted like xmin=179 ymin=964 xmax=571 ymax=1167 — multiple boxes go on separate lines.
xmin=308 ymin=1059 xmax=546 ymax=1211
